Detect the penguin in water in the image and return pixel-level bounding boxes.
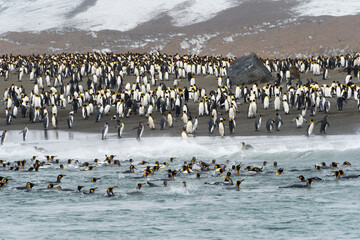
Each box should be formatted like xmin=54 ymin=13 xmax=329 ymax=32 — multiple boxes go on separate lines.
xmin=20 ymin=125 xmax=29 ymax=141
xmin=266 ymin=119 xmax=275 ymax=133
xmin=279 ymin=178 xmax=315 ymax=188
xmin=255 ymin=114 xmax=261 ymax=131
xmin=315 ymin=115 xmax=330 ymax=134
xmin=242 ymin=142 xmax=253 ymax=150
xmin=274 ymin=113 xmax=283 ymax=131
xmin=102 ymin=122 xmax=109 ymax=140
xmin=1 ymin=130 xmax=7 ymax=145
xmin=134 ymin=122 xmax=144 ymax=141
xmin=106 ymin=187 xmax=117 ymax=197
xmin=67 ymin=111 xmax=74 ymax=128
xmin=116 ymin=120 xmax=124 ymax=138
xmin=306 ymin=119 xmax=314 ymax=137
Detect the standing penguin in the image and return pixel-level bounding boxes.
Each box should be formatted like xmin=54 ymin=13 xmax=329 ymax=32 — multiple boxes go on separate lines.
xmin=266 ymin=119 xmax=275 ymax=133
xmin=274 ymin=113 xmax=283 ymax=131
xmin=148 ymin=114 xmax=155 ymax=130
xmin=134 ymin=122 xmax=144 ymax=141
xmin=116 ymin=120 xmax=124 ymax=138
xmin=292 ymin=114 xmax=306 ymax=128
xmin=209 ymin=117 xmax=216 ymax=134
xmin=43 ymin=113 xmax=49 ymax=130
xmin=229 ymin=118 xmax=236 ymax=134
xmin=255 ymin=114 xmax=262 ymax=131
xmin=102 ymin=122 xmax=109 ymax=140
xmin=1 ymin=130 xmax=7 ymax=145
xmin=52 ymin=113 xmax=58 ymax=129
xmin=160 ymin=114 xmax=167 ymax=130
xmin=167 ymin=112 xmax=173 ymax=128
xmin=274 ymin=94 xmax=281 ymax=111
xmin=306 ymin=119 xmax=315 ymax=137
xmin=67 ymin=112 xmax=74 ymax=128
xmin=316 ymin=115 xmax=330 ymax=134
xmin=181 ymin=128 xmax=188 ymax=140
xmin=219 ymin=119 xmax=225 ymax=138
xmin=20 ymin=125 xmax=29 ymax=141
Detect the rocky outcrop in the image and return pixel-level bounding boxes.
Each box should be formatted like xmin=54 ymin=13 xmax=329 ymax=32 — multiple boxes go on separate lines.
xmin=228 ymin=53 xmax=273 ymax=85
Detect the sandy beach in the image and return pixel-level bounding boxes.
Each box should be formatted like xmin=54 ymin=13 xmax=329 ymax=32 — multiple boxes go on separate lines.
xmin=1 ymin=63 xmax=359 ymax=139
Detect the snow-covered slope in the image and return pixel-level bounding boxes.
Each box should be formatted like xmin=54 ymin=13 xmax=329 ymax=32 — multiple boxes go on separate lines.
xmin=0 ymin=0 xmax=359 ymax=34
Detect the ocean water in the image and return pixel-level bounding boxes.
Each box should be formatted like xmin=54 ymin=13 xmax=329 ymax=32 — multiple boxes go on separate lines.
xmin=1 ymin=131 xmax=360 ymax=239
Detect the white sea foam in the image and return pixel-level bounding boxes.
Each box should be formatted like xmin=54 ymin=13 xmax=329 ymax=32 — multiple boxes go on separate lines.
xmin=1 ymin=130 xmax=360 ymax=163
xmin=294 ymin=0 xmax=360 ymax=17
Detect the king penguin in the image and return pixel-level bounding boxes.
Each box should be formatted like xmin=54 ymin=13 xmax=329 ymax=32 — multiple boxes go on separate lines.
xmin=306 ymin=119 xmax=314 ymax=137
xmin=102 ymin=122 xmax=109 ymax=140
xmin=20 ymin=125 xmax=29 ymax=141
xmin=135 ymin=122 xmax=144 ymax=141
xmin=255 ymin=114 xmax=261 ymax=131
xmin=116 ymin=120 xmax=124 ymax=138
xmin=67 ymin=111 xmax=74 ymax=128
xmin=1 ymin=130 xmax=7 ymax=145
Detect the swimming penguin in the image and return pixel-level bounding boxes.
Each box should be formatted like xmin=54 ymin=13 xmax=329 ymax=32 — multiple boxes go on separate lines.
xmin=136 ymin=183 xmax=144 ymax=190
xmin=50 ymin=174 xmax=66 ymax=184
xmin=276 ymin=168 xmax=284 ymax=175
xmin=1 ymin=130 xmax=7 ymax=145
xmin=315 ymin=115 xmax=330 ymax=134
xmin=20 ymin=125 xmax=29 ymax=141
xmin=234 ymin=180 xmax=244 ymax=191
xmin=15 ymin=182 xmax=37 ymax=191
xmin=102 ymin=122 xmax=109 ymax=140
xmin=306 ymin=119 xmax=314 ymax=136
xmin=134 ymin=122 xmax=144 ymax=141
xmin=279 ymin=178 xmax=315 ymax=188
xmin=106 ymin=187 xmax=117 ymax=197
xmin=67 ymin=112 xmax=74 ymax=128
xmin=255 ymin=114 xmax=261 ymax=131
xmin=335 ymin=170 xmax=360 ymax=179
xmin=241 ymin=142 xmax=253 ymax=150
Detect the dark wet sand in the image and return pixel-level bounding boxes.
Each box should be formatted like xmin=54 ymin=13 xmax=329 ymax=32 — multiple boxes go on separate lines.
xmin=1 ymin=68 xmax=359 ymax=139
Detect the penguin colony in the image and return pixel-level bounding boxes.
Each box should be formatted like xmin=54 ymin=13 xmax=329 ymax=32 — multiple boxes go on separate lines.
xmin=0 ymin=155 xmax=358 ymax=196
xmin=0 ymin=52 xmax=360 ymax=139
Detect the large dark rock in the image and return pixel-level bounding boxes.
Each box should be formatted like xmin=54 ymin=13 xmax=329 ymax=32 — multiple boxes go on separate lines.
xmin=228 ymin=53 xmax=273 ymax=85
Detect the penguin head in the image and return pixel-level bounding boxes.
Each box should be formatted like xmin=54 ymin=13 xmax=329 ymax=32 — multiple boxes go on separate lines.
xmin=48 ymin=184 xmax=56 ymax=189
xmin=298 ymin=175 xmax=305 ymax=181
xmin=182 ymin=181 xmax=187 ymax=188
xmin=77 ymin=186 xmax=84 ymax=192
xmin=89 ymin=188 xmax=98 ymax=194
xmin=136 ymin=183 xmax=144 ymax=190
xmin=236 ymin=180 xmax=244 ymax=187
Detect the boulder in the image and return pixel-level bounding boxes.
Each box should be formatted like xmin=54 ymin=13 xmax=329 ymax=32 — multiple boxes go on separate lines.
xmin=289 ymin=65 xmax=300 ymax=79
xmin=228 ymin=53 xmax=273 ymax=85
